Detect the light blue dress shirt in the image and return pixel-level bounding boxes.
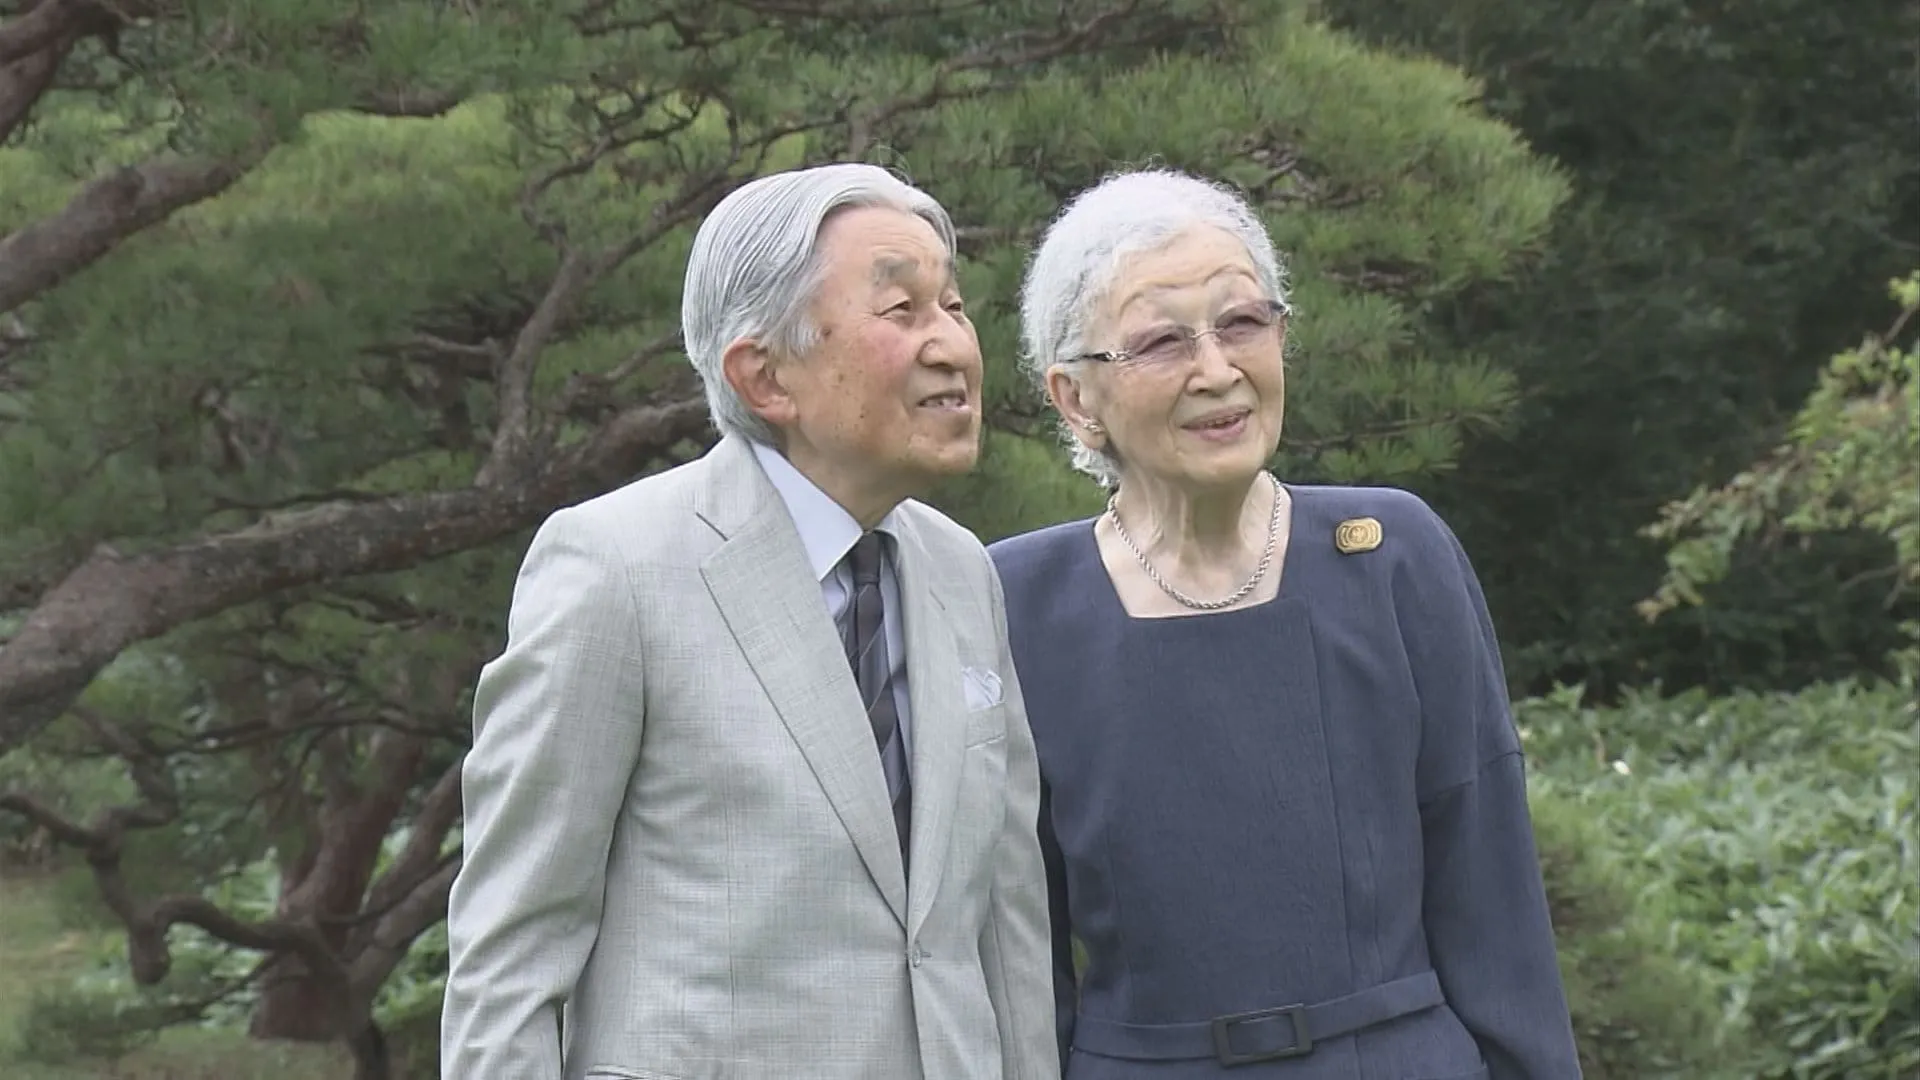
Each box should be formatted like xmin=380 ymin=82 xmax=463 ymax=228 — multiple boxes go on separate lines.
xmin=750 ymin=441 xmax=912 ymax=755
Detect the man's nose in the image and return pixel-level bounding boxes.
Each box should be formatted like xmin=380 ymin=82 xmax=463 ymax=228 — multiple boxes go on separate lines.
xmin=922 ymin=312 xmax=980 ymax=369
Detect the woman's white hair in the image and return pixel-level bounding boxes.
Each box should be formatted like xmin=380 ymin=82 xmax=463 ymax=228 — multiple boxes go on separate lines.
xmin=682 ymin=163 xmax=958 ymax=445
xmin=1019 ymin=168 xmax=1290 ymax=487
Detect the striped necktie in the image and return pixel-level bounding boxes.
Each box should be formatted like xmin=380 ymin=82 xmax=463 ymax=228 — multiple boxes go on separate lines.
xmin=842 ymin=531 xmax=912 ymax=870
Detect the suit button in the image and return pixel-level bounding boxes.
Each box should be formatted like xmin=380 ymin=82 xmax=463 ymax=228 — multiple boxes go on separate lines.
xmin=909 ymin=945 xmax=925 ymax=967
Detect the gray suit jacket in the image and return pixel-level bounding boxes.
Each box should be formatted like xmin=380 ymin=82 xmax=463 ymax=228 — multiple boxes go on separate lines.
xmin=441 ymin=434 xmax=1058 ymax=1080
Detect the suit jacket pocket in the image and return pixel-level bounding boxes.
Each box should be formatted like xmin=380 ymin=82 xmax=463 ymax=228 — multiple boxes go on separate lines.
xmin=585 ymin=1068 xmax=683 ymax=1080
xmin=1421 ymin=1066 xmax=1489 ymax=1080
xmin=964 ymin=703 xmax=1007 ymax=746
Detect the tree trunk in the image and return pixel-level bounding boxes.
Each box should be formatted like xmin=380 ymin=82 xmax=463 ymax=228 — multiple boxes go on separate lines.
xmin=345 ymin=1014 xmax=393 ymax=1080
xmin=249 ymin=959 xmax=392 ymax=1080
xmin=248 ymin=954 xmax=344 ymax=1042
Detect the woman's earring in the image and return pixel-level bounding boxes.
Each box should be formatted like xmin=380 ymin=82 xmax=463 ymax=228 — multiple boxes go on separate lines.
xmin=1084 ymin=421 xmax=1104 ymax=435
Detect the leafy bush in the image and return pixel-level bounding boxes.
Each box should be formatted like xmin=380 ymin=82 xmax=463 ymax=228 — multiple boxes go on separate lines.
xmin=1643 ymin=271 xmax=1920 ymax=677
xmin=11 ymin=984 xmax=162 ymax=1064
xmin=1530 ymin=789 xmax=1737 ymax=1079
xmin=1520 ymin=680 xmax=1920 ymax=1079
xmin=9 ymin=935 xmax=235 ymax=1066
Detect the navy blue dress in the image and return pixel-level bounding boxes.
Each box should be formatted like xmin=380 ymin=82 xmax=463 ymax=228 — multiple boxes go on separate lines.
xmin=988 ymin=485 xmax=1581 ymax=1080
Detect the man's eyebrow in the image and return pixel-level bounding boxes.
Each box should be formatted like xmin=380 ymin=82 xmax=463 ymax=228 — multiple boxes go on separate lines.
xmin=870 ymin=255 xmax=961 ymax=289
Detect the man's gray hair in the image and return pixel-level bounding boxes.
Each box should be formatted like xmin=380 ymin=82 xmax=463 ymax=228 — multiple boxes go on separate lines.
xmin=681 ymin=163 xmax=959 ymax=445
xmin=1019 ymin=168 xmax=1290 ymax=486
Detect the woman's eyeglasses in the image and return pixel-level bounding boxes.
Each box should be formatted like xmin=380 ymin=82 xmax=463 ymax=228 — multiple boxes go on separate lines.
xmin=1073 ymin=299 xmax=1290 ymax=368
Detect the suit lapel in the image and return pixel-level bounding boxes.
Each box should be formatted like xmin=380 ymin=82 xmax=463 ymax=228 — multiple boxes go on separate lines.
xmin=697 ymin=439 xmax=908 ymax=927
xmin=893 ymin=518 xmax=968 ymax=938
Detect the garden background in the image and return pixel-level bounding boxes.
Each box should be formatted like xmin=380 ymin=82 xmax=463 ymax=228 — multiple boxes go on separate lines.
xmin=0 ymin=1 xmax=1914 ymax=1078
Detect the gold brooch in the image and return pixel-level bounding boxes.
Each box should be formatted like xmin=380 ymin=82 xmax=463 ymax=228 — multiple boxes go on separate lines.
xmin=1334 ymin=517 xmax=1383 ymax=554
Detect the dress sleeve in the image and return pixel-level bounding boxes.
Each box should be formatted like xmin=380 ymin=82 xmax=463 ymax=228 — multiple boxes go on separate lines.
xmin=1401 ymin=505 xmax=1584 ymax=1080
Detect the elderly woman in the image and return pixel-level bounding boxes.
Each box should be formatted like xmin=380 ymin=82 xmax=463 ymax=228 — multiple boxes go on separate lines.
xmin=988 ymin=169 xmax=1582 ymax=1080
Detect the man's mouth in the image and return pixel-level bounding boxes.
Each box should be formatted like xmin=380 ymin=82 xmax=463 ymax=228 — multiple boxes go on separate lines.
xmin=918 ymin=390 xmax=970 ymax=410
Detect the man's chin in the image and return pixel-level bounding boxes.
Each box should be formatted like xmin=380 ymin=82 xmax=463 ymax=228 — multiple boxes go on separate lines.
xmin=906 ymin=439 xmax=983 ymax=485
xmin=912 ymin=459 xmax=979 ymax=490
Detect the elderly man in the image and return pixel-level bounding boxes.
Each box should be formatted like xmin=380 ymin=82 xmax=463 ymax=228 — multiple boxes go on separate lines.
xmin=440 ymin=163 xmax=1058 ymax=1080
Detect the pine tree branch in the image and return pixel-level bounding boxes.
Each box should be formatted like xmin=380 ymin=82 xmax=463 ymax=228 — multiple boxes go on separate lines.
xmin=0 ymin=390 xmax=711 ymax=754
xmin=0 ymin=24 xmax=68 ymax=143
xmin=0 ymin=785 xmax=213 ymax=985
xmin=142 ymin=894 xmax=342 ymax=980
xmin=0 ymin=788 xmax=101 ymax=846
xmin=0 ymin=154 xmax=259 ymax=315
xmin=347 ymin=856 xmax=458 ymax=996
xmin=841 ymin=0 xmax=1148 ymax=158
xmin=1 ymin=0 xmax=169 ymax=64
xmin=340 ymin=762 xmax=464 ymax=994
xmin=0 ymin=704 xmax=313 ymax=988
xmin=0 ymin=698 xmax=429 ymax=1001
xmin=0 ymin=554 xmax=72 ymax=616
xmin=1 ymin=0 xmax=170 ymax=145
xmin=285 ymin=728 xmax=429 ymax=921
xmin=0 ymin=0 xmax=85 ymax=66
xmin=555 ymin=326 xmax=685 ymax=419
xmin=356 ymin=761 xmax=462 ymax=932
xmin=483 ymin=157 xmax=751 ymax=484
xmin=476 ymin=247 xmax=594 ymax=486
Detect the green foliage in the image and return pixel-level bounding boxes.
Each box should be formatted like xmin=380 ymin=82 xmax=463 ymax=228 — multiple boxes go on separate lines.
xmin=1325 ymin=0 xmax=1920 ymax=695
xmin=1529 ymin=791 xmax=1734 ymax=1079
xmin=1520 ymin=682 xmax=1920 ymax=1078
xmin=13 ymin=985 xmax=177 ymax=1065
xmin=1643 ymin=272 xmax=1920 ymax=673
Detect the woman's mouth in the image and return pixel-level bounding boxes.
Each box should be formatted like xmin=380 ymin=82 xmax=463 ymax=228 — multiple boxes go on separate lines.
xmin=1183 ymin=408 xmax=1251 ymax=440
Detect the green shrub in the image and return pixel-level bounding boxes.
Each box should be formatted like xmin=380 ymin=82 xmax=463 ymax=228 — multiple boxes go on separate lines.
xmin=10 ymin=984 xmax=160 ymax=1064
xmin=1530 ymin=788 xmax=1741 ymax=1078
xmin=8 ymin=967 xmax=229 ymax=1067
xmin=1520 ymin=680 xmax=1920 ymax=1079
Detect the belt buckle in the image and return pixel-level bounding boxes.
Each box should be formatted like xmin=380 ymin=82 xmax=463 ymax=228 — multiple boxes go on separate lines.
xmin=1210 ymin=1003 xmax=1314 ymax=1066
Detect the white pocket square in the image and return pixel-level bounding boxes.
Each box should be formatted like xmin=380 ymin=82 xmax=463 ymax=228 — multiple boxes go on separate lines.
xmin=961 ymin=666 xmax=1003 ymax=711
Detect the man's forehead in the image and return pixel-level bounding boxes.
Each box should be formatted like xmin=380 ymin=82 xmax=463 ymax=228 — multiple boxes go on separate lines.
xmin=869 ymin=252 xmax=959 ymax=286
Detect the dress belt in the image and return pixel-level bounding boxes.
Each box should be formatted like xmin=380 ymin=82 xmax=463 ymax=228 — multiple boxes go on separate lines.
xmin=1071 ymin=970 xmax=1446 ymax=1066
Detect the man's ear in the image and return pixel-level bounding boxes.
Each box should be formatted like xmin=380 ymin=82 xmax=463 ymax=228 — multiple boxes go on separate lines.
xmin=1047 ymin=365 xmax=1106 ymax=451
xmin=722 ymin=338 xmax=798 ymax=429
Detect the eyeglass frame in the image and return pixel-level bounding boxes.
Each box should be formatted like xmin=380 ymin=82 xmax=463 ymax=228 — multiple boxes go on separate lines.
xmin=1068 ymin=298 xmax=1292 ymax=367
